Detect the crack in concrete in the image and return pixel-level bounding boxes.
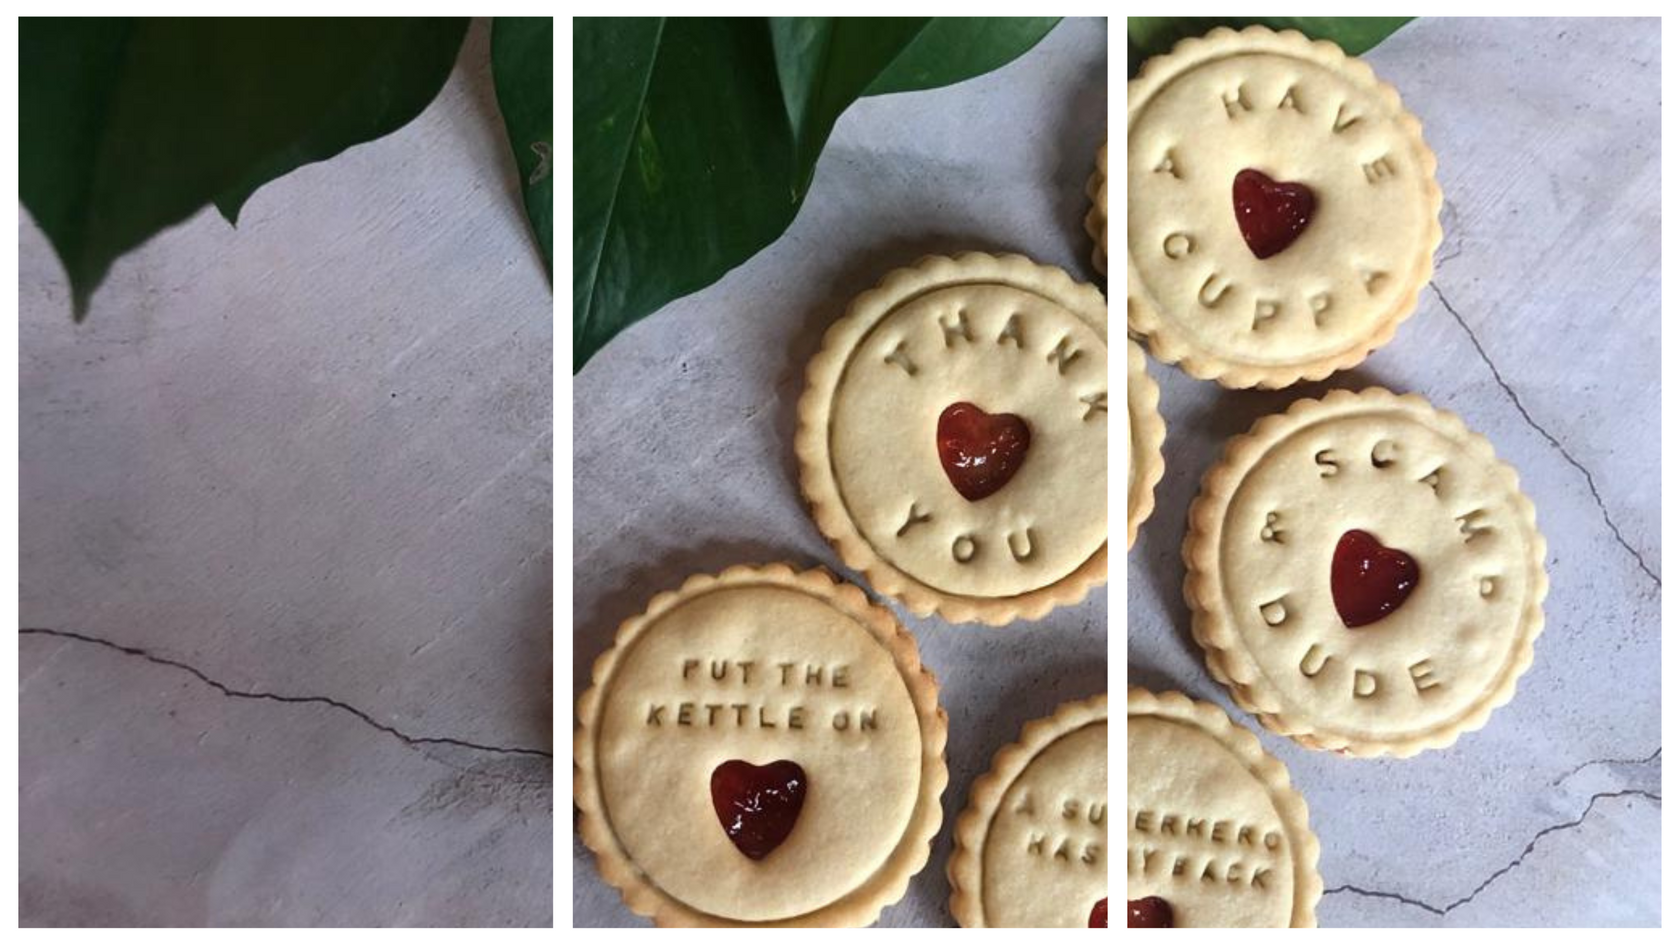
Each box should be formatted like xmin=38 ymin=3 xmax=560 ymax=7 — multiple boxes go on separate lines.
xmin=1425 ymin=281 xmax=1661 ymax=588
xmin=1551 ymin=746 xmax=1662 ymax=787
xmin=19 ymin=627 xmax=553 ymax=761
xmin=1326 ymin=789 xmax=1661 ymax=918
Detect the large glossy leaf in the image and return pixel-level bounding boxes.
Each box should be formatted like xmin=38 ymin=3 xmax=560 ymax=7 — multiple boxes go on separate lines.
xmin=492 ymin=17 xmax=554 ymax=277
xmin=573 ymin=17 xmax=1059 ymax=371
xmin=19 ymin=17 xmax=468 ymax=317
xmin=1128 ymin=17 xmax=1413 ymax=78
xmin=867 ymin=17 xmax=1060 ymax=95
xmin=213 ymin=20 xmax=467 ymax=225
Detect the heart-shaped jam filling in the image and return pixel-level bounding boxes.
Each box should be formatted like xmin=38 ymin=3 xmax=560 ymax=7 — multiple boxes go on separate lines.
xmin=937 ymin=402 xmax=1030 ymax=502
xmin=1331 ymin=529 xmax=1420 ymax=628
xmin=710 ymin=759 xmax=807 ymax=861
xmin=1233 ymin=168 xmax=1315 ymax=260
xmin=1089 ymin=898 xmax=1108 ymax=928
xmin=1128 ymin=896 xmax=1173 ymax=928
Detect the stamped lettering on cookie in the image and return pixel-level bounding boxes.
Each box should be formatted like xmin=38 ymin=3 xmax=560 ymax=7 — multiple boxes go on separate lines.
xmin=869 ymin=303 xmax=1103 ymax=578
xmin=576 ymin=566 xmax=947 ymax=923
xmin=953 ymin=698 xmax=1108 ymax=929
xmin=1185 ymin=390 xmax=1547 ymax=756
xmin=826 ymin=278 xmax=1106 ymax=600
xmin=800 ymin=255 xmax=1108 ymax=621
xmin=1128 ymin=802 xmax=1283 ymax=892
xmin=1233 ymin=415 xmax=1530 ymax=711
xmin=873 ymin=305 xmax=1100 ymax=567
xmin=1127 ymin=27 xmax=1442 ymax=388
xmin=1010 ymin=784 xmax=1106 ymax=866
xmin=1126 ymin=690 xmax=1320 ymax=927
xmin=644 ymin=657 xmax=880 ymax=733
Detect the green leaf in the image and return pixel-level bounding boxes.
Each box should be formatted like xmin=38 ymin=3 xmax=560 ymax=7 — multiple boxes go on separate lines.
xmin=1127 ymin=17 xmax=1413 ymax=78
xmin=19 ymin=17 xmax=467 ymax=317
xmin=573 ymin=17 xmax=1058 ymax=372
xmin=492 ymin=17 xmax=554 ymax=277
xmin=213 ymin=20 xmax=467 ymax=226
xmin=867 ymin=17 xmax=1059 ymax=95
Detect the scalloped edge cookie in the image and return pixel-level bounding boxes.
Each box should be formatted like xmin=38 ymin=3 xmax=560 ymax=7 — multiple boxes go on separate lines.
xmin=1126 ymin=26 xmax=1444 ymax=389
xmin=1182 ymin=389 xmax=1549 ymax=757
xmin=1127 ymin=340 xmax=1165 ymax=549
xmin=796 ymin=252 xmax=1109 ymax=626
xmin=1086 ymin=138 xmax=1107 ymax=275
xmin=1127 ymin=688 xmax=1322 ymax=927
xmin=574 ymin=562 xmax=949 ymax=927
xmin=949 ymin=693 xmax=1107 ymax=927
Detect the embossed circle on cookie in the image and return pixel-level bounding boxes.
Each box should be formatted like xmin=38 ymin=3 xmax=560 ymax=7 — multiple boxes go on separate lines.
xmin=1126 ymin=689 xmax=1321 ymax=927
xmin=1223 ymin=412 xmax=1534 ymax=723
xmin=1131 ymin=48 xmax=1432 ymax=346
xmin=948 ymin=694 xmax=1108 ymax=928
xmin=1127 ymin=717 xmax=1297 ymax=925
xmin=975 ymin=719 xmax=1107 ymax=925
xmin=1184 ymin=390 xmax=1548 ymax=756
xmin=1126 ymin=28 xmax=1443 ymax=387
xmin=829 ymin=281 xmax=1107 ymax=597
xmin=574 ymin=565 xmax=948 ymax=926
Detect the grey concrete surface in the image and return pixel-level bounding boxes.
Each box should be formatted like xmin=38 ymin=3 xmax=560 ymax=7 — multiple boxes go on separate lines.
xmin=18 ymin=20 xmax=553 ymax=926
xmin=572 ymin=17 xmax=1109 ymax=928
xmin=1127 ymin=17 xmax=1661 ymax=927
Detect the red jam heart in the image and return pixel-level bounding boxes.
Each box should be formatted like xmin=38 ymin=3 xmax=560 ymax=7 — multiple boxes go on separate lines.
xmin=1128 ymin=897 xmax=1173 ymax=928
xmin=1331 ymin=529 xmax=1420 ymax=628
xmin=1233 ymin=168 xmax=1315 ymax=260
xmin=710 ymin=760 xmax=806 ymax=861
xmin=937 ymin=402 xmax=1030 ymax=502
xmin=1090 ymin=898 xmax=1108 ymax=928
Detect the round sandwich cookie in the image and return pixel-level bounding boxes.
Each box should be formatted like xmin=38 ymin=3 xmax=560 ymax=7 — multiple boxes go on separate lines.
xmin=1127 ymin=688 xmax=1321 ymax=927
xmin=575 ymin=563 xmax=948 ymax=927
xmin=1128 ymin=26 xmax=1443 ymax=389
xmin=949 ymin=693 xmax=1107 ymax=928
xmin=1184 ymin=388 xmax=1548 ymax=757
xmin=797 ymin=252 xmax=1108 ymax=625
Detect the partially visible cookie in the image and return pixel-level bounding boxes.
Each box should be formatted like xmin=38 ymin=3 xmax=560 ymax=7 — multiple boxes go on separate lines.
xmin=1085 ymin=138 xmax=1107 ymax=275
xmin=797 ymin=253 xmax=1108 ymax=625
xmin=1184 ymin=389 xmax=1548 ymax=757
xmin=1127 ymin=26 xmax=1443 ymax=389
xmin=1126 ymin=340 xmax=1164 ymax=549
xmin=950 ymin=694 xmax=1107 ymax=928
xmin=1127 ymin=688 xmax=1321 ymax=927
